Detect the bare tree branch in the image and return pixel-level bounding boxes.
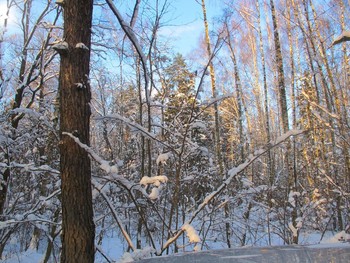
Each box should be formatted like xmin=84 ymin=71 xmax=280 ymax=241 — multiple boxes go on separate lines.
xmin=92 ymin=180 xmax=136 ymax=252
xmin=105 ymin=0 xmax=150 ymax=103
xmin=156 ymin=129 xmax=305 ymax=255
xmin=332 ymin=31 xmax=350 ymax=46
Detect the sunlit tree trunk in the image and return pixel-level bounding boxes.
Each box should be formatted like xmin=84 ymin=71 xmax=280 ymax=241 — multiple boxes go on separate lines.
xmin=309 ymin=0 xmax=345 ymax=231
xmin=201 ymin=0 xmax=224 ymax=178
xmin=291 ymin=0 xmax=327 ymax=192
xmin=58 ymin=0 xmax=95 ymax=262
xmin=286 ymin=0 xmax=299 ymax=243
xmin=339 ymin=0 xmax=350 ymax=198
xmin=270 ymin=0 xmax=288 ymax=133
xmin=270 ymin=0 xmax=299 ymax=244
xmin=226 ymin=34 xmax=244 ymax=163
xmin=256 ymin=0 xmax=273 ymax=245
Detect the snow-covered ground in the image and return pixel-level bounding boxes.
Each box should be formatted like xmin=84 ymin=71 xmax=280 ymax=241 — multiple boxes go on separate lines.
xmin=2 ymin=231 xmax=349 ymax=262
xmin=136 ymin=243 xmax=350 ymax=263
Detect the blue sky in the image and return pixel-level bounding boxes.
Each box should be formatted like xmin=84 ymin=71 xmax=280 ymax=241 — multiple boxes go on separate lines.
xmin=109 ymin=0 xmax=222 ymax=55
xmin=158 ymin=0 xmax=222 ymax=54
xmin=0 ymin=0 xmax=222 ymax=56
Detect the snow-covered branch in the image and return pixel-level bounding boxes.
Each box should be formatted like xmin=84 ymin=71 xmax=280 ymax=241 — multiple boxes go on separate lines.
xmin=5 ymin=162 xmax=59 ymax=175
xmin=157 ymin=129 xmax=305 ymax=255
xmin=0 ymin=188 xmax=61 ymax=230
xmin=92 ymin=180 xmax=136 ymax=251
xmin=63 ymin=131 xmax=161 ymax=248
xmin=301 ymin=90 xmax=340 ymax=120
xmin=199 ymin=93 xmax=233 ymax=108
xmin=95 ymin=114 xmax=177 ymax=152
xmin=105 ymin=0 xmax=150 ymax=103
xmin=62 ymin=132 xmax=137 ymax=187
xmin=62 ymin=132 xmax=150 ymax=198
xmin=332 ymin=31 xmax=350 ymax=46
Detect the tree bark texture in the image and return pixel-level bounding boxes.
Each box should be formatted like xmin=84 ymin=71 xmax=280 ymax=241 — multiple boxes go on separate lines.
xmin=270 ymin=0 xmax=288 ymax=133
xmin=59 ymin=0 xmax=95 ymax=262
xmin=270 ymin=0 xmax=298 ymax=244
xmin=201 ymin=0 xmax=224 ymax=178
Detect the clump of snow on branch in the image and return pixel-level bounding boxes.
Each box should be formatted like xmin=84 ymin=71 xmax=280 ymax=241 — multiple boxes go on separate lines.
xmin=156 ymin=152 xmax=171 ymax=165
xmin=296 ymin=217 xmax=303 ymax=229
xmin=52 ymin=41 xmax=68 ymax=51
xmin=148 ymin=187 xmax=160 ymax=200
xmin=100 ymin=160 xmax=118 ymax=174
xmin=55 ymin=0 xmax=64 ymax=6
xmin=118 ymin=246 xmax=155 ymax=263
xmin=139 ymin=176 xmax=168 ymax=186
xmin=74 ymin=83 xmax=84 ymax=89
xmin=62 ymin=132 xmax=139 ymax=192
xmin=274 ymin=129 xmax=304 ymax=145
xmin=182 ymin=223 xmax=201 ymax=243
xmin=322 ymin=231 xmax=350 ymax=243
xmin=288 ymin=191 xmax=301 ymax=208
xmin=200 ymin=93 xmax=233 ymax=107
xmin=289 ymin=222 xmax=298 ymax=238
xmin=11 ymin=108 xmax=41 ymax=118
xmin=332 ymin=31 xmax=350 ymax=46
xmin=75 ymin=42 xmax=89 ymax=50
xmin=140 ymin=176 xmax=168 ymax=200
xmin=288 ymin=218 xmax=303 ymax=239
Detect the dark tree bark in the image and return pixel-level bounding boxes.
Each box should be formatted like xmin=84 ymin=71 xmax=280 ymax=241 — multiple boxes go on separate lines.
xmin=58 ymin=0 xmax=95 ymax=262
xmin=270 ymin=0 xmax=298 ymax=244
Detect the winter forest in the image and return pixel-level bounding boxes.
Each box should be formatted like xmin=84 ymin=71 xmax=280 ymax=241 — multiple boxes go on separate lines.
xmin=0 ymin=0 xmax=350 ymax=262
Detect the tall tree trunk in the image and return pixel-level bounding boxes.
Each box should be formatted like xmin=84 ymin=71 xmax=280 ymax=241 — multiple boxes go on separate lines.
xmin=286 ymin=0 xmax=299 ymax=242
xmin=270 ymin=0 xmax=288 ymax=133
xmin=224 ymin=28 xmax=244 ymax=162
xmin=270 ymin=0 xmax=298 ymax=244
xmin=309 ymin=0 xmax=345 ymax=231
xmin=286 ymin=0 xmax=296 ymax=129
xmin=291 ymin=0 xmax=321 ymax=103
xmin=339 ymin=0 xmax=350 ymax=198
xmin=256 ymin=0 xmax=273 ymax=245
xmin=201 ymin=0 xmax=224 ymax=178
xmin=58 ymin=0 xmax=95 ymax=262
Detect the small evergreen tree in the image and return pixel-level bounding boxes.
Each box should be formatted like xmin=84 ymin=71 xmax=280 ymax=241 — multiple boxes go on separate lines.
xmin=163 ymin=54 xmax=198 ymax=125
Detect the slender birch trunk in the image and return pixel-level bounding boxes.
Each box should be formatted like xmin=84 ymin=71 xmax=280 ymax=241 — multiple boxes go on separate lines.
xmin=256 ymin=0 xmax=273 ymax=245
xmin=200 ymin=0 xmax=224 ymax=178
xmin=270 ymin=0 xmax=298 ymax=244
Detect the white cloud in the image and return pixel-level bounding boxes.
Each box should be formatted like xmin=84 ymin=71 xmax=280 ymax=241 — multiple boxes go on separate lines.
xmin=159 ymin=21 xmax=203 ymax=54
xmin=159 ymin=20 xmax=202 ymax=39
